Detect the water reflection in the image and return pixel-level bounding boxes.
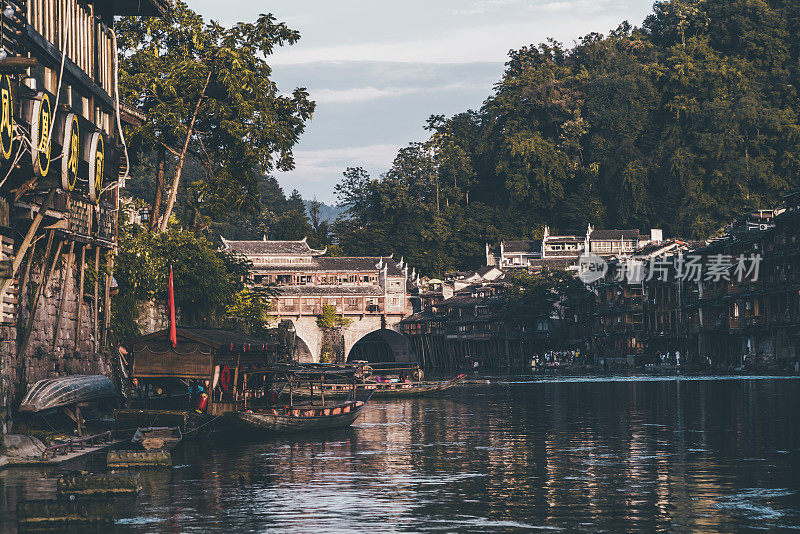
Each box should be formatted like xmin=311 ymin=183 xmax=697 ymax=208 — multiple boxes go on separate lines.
xmin=2 ymin=377 xmax=800 ymax=532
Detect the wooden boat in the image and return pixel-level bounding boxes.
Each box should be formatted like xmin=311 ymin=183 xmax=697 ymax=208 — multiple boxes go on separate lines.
xmin=291 ymin=373 xmax=467 ymax=400
xmin=131 ymin=426 xmax=183 ymax=450
xmin=19 ymin=375 xmax=117 ymax=413
xmin=115 ymin=409 xmax=218 ymax=436
xmin=230 ymin=399 xmax=368 ymax=433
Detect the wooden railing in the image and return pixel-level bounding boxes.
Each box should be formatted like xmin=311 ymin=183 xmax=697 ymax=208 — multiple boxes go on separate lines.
xmin=41 ymin=430 xmax=113 ymax=460
xmin=27 ymin=0 xmax=116 ymax=98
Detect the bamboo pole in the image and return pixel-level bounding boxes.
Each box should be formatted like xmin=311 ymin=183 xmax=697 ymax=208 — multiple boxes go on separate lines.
xmin=52 ymin=240 xmax=75 ymax=350
xmin=74 ymin=244 xmax=85 ymax=353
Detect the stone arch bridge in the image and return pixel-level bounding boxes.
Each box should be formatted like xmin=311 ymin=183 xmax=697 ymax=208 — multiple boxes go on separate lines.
xmin=288 ymin=315 xmax=412 ymax=364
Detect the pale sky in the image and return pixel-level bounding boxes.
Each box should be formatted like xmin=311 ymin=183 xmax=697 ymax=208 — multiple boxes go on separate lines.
xmin=189 ymin=0 xmax=655 ymax=204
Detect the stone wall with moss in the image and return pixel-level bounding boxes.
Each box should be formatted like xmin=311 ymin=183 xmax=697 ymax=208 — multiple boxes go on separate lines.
xmin=1 ymin=257 xmax=111 ymax=434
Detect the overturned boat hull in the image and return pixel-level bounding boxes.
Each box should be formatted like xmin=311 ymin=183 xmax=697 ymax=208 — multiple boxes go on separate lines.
xmin=19 ymin=375 xmax=117 ymax=413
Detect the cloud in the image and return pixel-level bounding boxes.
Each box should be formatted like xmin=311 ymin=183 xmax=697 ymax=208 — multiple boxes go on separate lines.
xmin=310 ymin=81 xmax=490 ymax=104
xmin=452 ymin=0 xmax=624 ymax=16
xmin=287 ymin=144 xmax=403 ymax=179
xmin=276 ymin=144 xmax=403 ymax=202
xmin=452 ymin=0 xmax=527 ymax=16
xmin=268 ymin=16 xmax=632 ymax=66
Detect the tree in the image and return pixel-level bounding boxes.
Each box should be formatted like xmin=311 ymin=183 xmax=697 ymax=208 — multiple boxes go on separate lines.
xmin=223 ymin=287 xmax=277 ymax=337
xmin=331 ymin=0 xmax=800 ymax=275
xmin=316 ymin=304 xmax=352 ymax=330
xmin=117 ymin=2 xmax=314 ymax=231
xmin=112 ymin=224 xmax=252 ymax=340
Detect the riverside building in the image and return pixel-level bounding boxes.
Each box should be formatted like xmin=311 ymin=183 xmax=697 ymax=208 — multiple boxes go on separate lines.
xmin=220 ymin=237 xmax=413 ymax=362
xmin=0 ymin=0 xmax=167 ymax=433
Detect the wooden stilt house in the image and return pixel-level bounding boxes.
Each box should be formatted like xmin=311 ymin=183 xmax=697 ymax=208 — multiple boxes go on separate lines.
xmin=0 ymin=0 xmax=167 ymax=432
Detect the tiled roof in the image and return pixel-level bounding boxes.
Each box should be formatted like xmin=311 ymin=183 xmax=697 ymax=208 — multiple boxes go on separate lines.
xmin=476 ymin=265 xmax=501 ymax=277
xmin=221 ymin=237 xmax=325 ymax=256
xmin=503 ymin=240 xmax=541 ymax=253
xmin=317 ymin=257 xmax=403 ymax=275
xmin=252 ymin=256 xmax=404 ymax=276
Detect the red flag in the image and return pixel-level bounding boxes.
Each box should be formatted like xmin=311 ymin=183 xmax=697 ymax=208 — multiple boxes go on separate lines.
xmin=168 ymin=265 xmax=177 ymax=347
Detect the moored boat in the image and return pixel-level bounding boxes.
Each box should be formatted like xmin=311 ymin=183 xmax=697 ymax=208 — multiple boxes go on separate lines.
xmin=19 ymin=375 xmax=117 ymax=413
xmin=291 ymin=373 xmax=467 ymax=400
xmin=131 ymin=426 xmax=183 ymax=450
xmin=231 ymin=399 xmax=368 ymax=433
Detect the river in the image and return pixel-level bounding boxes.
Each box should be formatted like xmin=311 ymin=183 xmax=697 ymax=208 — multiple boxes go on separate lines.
xmin=2 ymin=375 xmax=800 ymax=532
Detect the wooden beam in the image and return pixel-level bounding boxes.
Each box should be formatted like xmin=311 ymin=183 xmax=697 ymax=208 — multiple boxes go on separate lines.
xmin=15 ymin=236 xmax=38 ymax=321
xmin=93 ymin=246 xmax=99 ymax=353
xmin=74 ymin=245 xmax=86 ymax=354
xmin=17 ymin=230 xmax=61 ymax=359
xmin=0 ymin=189 xmax=56 ymax=305
xmin=101 ymin=252 xmax=112 ymax=348
xmin=52 ymin=240 xmax=75 ymax=351
xmin=0 ymin=56 xmax=37 ymax=71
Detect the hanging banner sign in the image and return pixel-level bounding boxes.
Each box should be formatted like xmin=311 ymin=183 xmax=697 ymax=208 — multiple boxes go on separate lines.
xmin=61 ymin=113 xmax=79 ymax=191
xmin=88 ymin=131 xmax=104 ymax=203
xmin=30 ymin=93 xmax=52 ymax=177
xmin=0 ymin=75 xmax=13 ymax=160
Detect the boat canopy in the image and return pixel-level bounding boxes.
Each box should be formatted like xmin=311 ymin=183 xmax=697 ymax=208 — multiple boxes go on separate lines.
xmin=129 ymin=327 xmax=282 ymax=380
xmin=245 ymin=364 xmax=360 ymax=380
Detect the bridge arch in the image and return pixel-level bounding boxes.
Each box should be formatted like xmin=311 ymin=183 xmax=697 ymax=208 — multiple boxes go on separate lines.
xmin=346 ymin=328 xmax=410 ymax=363
xmin=293 ymin=335 xmax=314 ymax=363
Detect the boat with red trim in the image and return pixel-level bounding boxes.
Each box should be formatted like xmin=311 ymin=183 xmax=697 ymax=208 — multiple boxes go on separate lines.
xmin=226 ymin=364 xmax=372 ymax=434
xmin=232 ymin=399 xmax=368 ymax=433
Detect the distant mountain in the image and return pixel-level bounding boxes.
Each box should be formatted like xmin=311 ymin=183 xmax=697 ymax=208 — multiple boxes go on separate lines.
xmin=304 ymin=200 xmax=345 ymax=223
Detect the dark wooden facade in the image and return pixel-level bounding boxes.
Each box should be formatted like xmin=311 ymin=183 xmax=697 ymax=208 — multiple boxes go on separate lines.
xmin=0 ymin=0 xmax=166 ymax=340
xmin=0 ymin=0 xmax=167 ymax=434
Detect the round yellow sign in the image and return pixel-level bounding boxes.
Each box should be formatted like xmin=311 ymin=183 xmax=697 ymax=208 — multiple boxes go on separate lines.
xmin=61 ymin=113 xmax=80 ymax=191
xmin=88 ymin=131 xmax=104 ymax=203
xmin=31 ymin=93 xmax=52 ymax=177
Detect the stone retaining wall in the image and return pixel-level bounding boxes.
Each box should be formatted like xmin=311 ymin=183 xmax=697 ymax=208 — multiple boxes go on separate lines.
xmin=0 ymin=257 xmax=111 ymax=434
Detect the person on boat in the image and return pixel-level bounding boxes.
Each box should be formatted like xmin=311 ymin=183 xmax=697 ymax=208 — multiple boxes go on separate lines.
xmin=195 ymin=385 xmax=208 ymax=414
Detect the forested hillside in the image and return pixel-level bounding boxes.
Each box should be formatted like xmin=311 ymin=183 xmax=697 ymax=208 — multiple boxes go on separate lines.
xmin=332 ymin=0 xmax=800 ymax=275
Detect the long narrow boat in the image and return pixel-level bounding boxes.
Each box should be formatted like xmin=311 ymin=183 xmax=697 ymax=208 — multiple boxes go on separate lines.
xmin=230 ymin=399 xmax=368 ymax=433
xmin=290 ymin=373 xmax=467 ymax=400
xmin=19 ymin=375 xmax=117 ymax=413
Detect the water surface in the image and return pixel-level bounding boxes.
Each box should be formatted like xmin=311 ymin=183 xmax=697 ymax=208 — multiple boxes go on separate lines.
xmin=3 ymin=375 xmax=800 ymax=532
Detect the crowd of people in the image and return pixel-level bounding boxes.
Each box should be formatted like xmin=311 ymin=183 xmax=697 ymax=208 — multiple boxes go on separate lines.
xmin=530 ymin=350 xmax=582 ymax=369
